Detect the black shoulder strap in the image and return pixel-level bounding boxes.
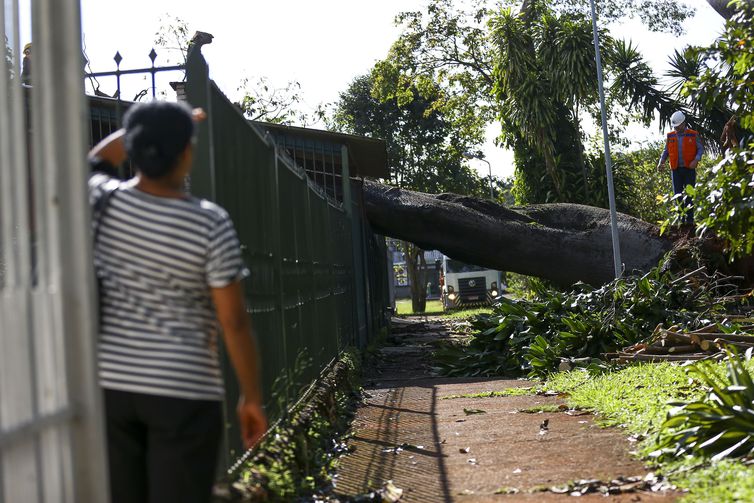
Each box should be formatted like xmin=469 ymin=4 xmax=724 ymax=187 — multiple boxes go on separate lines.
xmin=93 ymin=179 xmax=120 ymax=244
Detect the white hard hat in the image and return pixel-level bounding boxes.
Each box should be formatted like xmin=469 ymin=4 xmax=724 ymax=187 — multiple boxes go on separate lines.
xmin=670 ymin=111 xmax=686 ymax=127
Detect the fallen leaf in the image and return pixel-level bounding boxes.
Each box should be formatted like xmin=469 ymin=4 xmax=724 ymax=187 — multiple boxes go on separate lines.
xmin=378 ymin=480 xmax=404 ymax=502
xmin=566 ymin=410 xmax=591 ymax=416
xmin=550 ymin=484 xmax=571 ymax=494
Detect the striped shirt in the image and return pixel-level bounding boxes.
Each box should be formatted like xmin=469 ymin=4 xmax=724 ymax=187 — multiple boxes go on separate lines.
xmin=89 ymin=172 xmax=248 ymax=401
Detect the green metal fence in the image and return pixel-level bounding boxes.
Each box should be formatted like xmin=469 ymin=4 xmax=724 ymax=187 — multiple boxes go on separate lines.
xmin=184 ymin=46 xmax=389 ymax=467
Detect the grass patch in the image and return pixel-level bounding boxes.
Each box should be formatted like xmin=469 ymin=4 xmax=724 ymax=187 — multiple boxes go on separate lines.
xmin=395 ymin=299 xmax=493 ymax=318
xmin=519 ymin=404 xmax=563 ymax=413
xmin=443 ymin=307 xmax=494 ymax=319
xmin=547 ymin=363 xmax=700 ymax=433
xmin=544 ymin=362 xmax=754 ymax=503
xmin=395 ymin=299 xmax=443 ymax=315
xmin=441 ymin=387 xmax=535 ymax=400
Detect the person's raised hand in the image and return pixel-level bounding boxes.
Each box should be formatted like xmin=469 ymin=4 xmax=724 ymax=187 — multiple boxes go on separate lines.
xmin=192 ymin=108 xmax=207 ymax=123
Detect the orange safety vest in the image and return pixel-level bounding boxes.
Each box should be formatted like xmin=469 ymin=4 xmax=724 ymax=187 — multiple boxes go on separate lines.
xmin=666 ymin=129 xmax=699 ymax=170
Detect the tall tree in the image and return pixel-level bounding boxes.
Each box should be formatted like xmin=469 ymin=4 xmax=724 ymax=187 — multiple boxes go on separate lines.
xmin=333 ymin=73 xmax=488 ymax=312
xmin=373 ymin=0 xmax=705 ymax=208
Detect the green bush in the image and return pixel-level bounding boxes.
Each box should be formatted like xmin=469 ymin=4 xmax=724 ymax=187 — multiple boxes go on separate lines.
xmin=434 ymin=263 xmax=736 ymax=379
xmin=654 ymin=348 xmax=754 ymax=461
xmin=663 ymin=150 xmax=754 ymax=260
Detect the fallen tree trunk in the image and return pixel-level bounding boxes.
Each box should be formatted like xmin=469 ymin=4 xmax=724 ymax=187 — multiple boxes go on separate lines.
xmin=362 ymin=180 xmax=676 ymax=286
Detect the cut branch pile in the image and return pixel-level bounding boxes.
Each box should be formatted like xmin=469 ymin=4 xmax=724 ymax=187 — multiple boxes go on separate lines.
xmin=609 ymin=322 xmax=754 ymax=364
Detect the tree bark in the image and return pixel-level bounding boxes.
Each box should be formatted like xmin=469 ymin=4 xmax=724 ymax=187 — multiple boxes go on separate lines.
xmin=362 ymin=180 xmax=676 ymax=287
xmin=706 ymin=0 xmax=736 ymax=20
xmin=403 ymin=240 xmax=428 ymax=313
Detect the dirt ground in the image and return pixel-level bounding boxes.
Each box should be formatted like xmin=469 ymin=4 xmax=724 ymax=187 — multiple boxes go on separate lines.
xmin=333 ymin=317 xmax=680 ymax=502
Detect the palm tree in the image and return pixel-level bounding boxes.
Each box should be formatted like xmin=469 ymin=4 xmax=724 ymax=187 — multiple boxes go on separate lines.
xmin=490 ymin=2 xmax=605 ymax=204
xmin=489 ymin=0 xmax=738 ymax=205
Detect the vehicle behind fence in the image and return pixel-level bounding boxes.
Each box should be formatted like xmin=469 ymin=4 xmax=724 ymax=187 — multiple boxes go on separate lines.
xmin=183 ymin=45 xmax=391 ymax=467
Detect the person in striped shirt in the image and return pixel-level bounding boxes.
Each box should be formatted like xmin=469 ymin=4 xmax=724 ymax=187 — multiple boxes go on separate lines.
xmin=88 ymin=100 xmax=266 ymax=503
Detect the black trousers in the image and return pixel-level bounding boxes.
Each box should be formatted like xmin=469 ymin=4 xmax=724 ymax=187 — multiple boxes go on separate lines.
xmin=104 ymin=389 xmax=223 ymax=503
xmin=671 ymin=167 xmax=696 ymax=225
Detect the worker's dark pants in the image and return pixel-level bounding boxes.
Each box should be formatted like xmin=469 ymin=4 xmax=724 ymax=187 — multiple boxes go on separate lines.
xmin=104 ymin=389 xmax=223 ymax=503
xmin=671 ymin=167 xmax=696 ymax=225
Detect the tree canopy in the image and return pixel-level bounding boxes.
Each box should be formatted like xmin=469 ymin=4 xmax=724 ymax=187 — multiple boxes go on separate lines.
xmin=333 ymin=73 xmax=488 ymax=197
xmin=370 ymin=0 xmax=732 ymax=209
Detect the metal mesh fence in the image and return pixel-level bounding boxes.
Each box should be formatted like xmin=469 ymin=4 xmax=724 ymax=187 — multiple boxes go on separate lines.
xmin=185 ymin=46 xmax=390 ymax=466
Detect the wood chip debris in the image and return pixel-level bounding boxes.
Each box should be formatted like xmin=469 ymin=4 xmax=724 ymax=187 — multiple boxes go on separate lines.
xmin=607 ymin=323 xmax=754 ymax=364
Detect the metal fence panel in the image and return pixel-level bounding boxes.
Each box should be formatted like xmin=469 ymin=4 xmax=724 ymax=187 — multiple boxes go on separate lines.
xmin=0 ymin=0 xmax=108 ymax=502
xmin=185 ymin=46 xmax=390 ymax=467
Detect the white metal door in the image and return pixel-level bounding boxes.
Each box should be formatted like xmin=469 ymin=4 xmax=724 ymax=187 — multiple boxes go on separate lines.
xmin=0 ymin=1 xmax=108 ymax=501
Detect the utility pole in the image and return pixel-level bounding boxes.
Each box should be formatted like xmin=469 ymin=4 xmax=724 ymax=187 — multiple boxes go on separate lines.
xmin=589 ymin=0 xmax=623 ymax=279
xmin=463 ymin=152 xmax=494 ymax=200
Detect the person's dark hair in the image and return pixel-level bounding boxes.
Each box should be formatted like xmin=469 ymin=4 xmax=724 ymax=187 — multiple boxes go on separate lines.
xmin=123 ymin=100 xmax=195 ymax=179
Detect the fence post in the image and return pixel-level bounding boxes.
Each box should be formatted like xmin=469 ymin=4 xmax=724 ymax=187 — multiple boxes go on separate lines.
xmin=184 ymin=45 xmax=215 ymax=201
xmin=271 ymin=140 xmax=290 ymax=404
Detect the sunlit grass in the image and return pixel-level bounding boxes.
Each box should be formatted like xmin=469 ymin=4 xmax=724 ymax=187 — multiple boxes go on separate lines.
xmin=544 ymin=362 xmax=754 ymax=503
xmin=395 ymin=298 xmax=494 ymax=318
xmin=395 ymin=299 xmax=443 ymax=315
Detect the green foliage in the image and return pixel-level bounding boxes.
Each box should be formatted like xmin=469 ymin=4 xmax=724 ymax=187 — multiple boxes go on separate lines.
xmin=368 ymin=0 xmax=705 ymax=207
xmin=654 ymin=348 xmax=754 ymax=462
xmin=153 ymin=14 xmax=192 ymax=65
xmin=612 ymin=142 xmax=671 ymax=223
xmin=434 ymin=264 xmax=735 ymax=379
xmin=333 ymin=73 xmax=487 ymax=196
xmin=237 ymin=353 xmax=360 ymax=501
xmin=684 ymin=1 xmax=754 ymax=136
xmin=552 ymin=0 xmax=695 ymax=35
xmin=269 ymin=348 xmax=313 ymax=421
xmin=236 ymin=77 xmax=319 ymax=125
xmin=547 ymin=363 xmax=702 ymax=434
xmin=656 ymin=4 xmax=754 ymax=260
xmin=672 ymin=459 xmax=754 ymax=503
xmin=661 ymin=150 xmax=754 ymax=260
xmin=490 ymin=6 xmax=598 ymax=203
xmin=441 ymin=388 xmax=534 ymax=400
xmin=333 ymin=72 xmax=489 ymax=312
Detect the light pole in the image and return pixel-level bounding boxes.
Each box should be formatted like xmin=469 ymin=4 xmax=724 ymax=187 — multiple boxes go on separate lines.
xmin=589 ymin=0 xmax=623 ymax=279
xmin=463 ymin=152 xmax=494 ymax=200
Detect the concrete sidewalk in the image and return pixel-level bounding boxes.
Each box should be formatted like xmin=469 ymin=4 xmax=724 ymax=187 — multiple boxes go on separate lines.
xmin=334 ymin=318 xmax=678 ymax=502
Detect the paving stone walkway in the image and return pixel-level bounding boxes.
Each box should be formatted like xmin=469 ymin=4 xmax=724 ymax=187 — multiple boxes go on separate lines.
xmin=334 ymin=317 xmax=679 ymax=502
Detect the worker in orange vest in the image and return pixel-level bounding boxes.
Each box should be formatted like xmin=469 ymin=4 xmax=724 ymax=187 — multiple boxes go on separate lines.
xmin=657 ymin=111 xmax=703 ymax=225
